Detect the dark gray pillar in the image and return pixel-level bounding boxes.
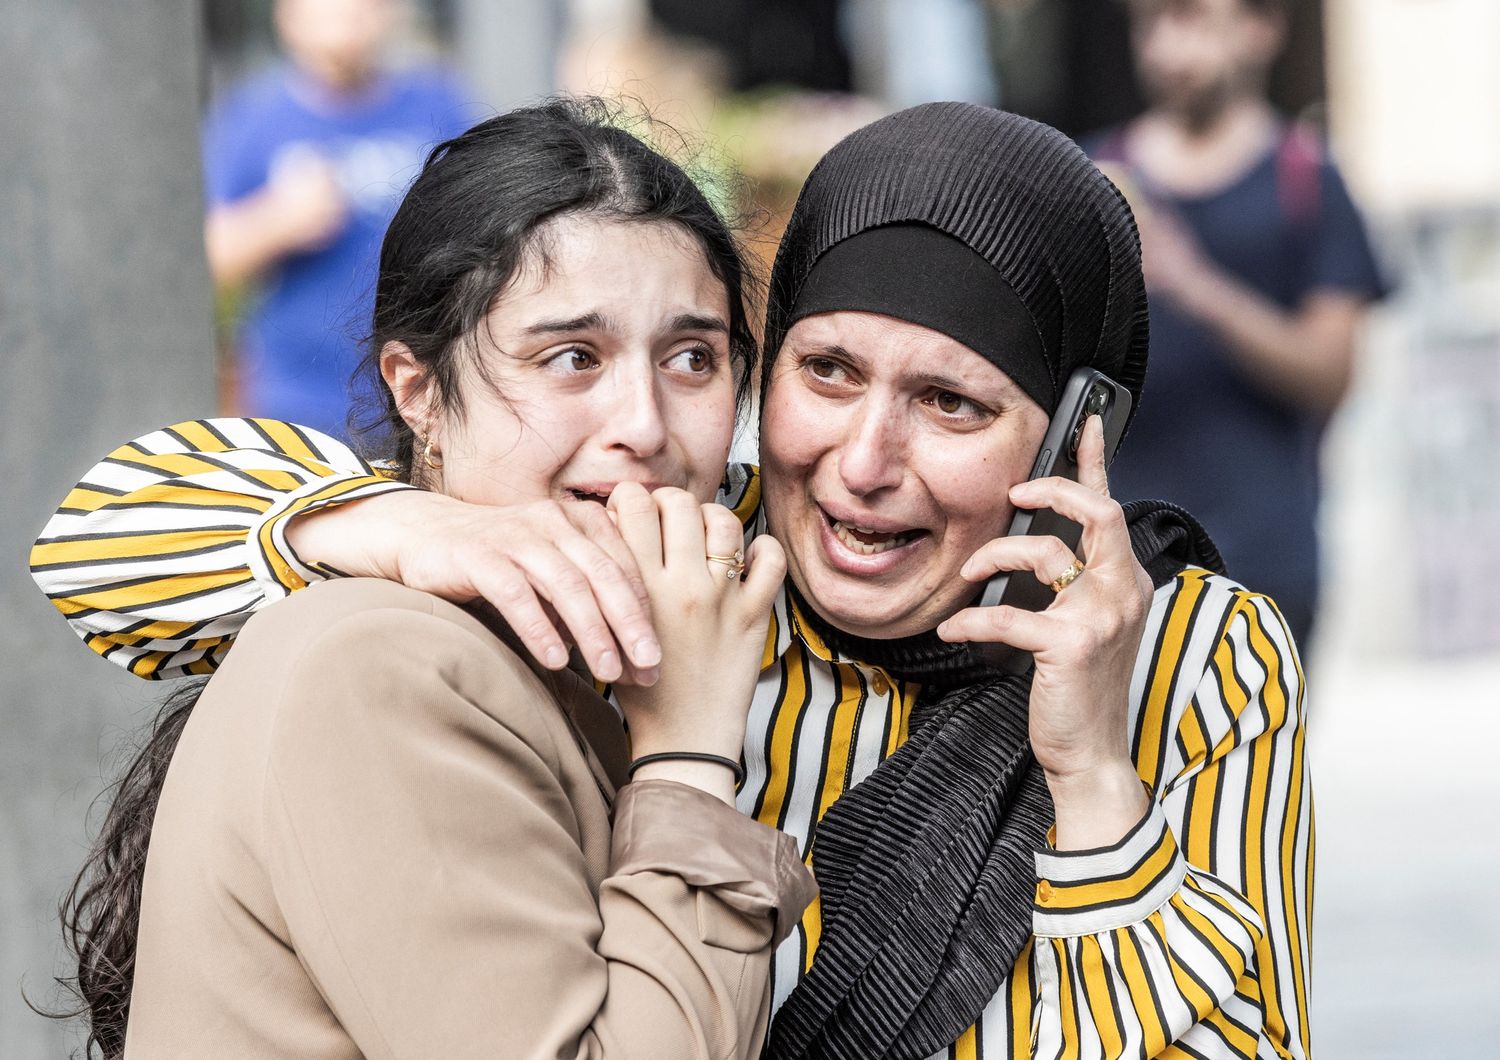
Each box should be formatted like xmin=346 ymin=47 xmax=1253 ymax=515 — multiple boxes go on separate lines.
xmin=0 ymin=1 xmax=215 ymax=1054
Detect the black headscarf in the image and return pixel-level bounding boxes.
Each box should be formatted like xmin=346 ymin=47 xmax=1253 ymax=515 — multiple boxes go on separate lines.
xmin=762 ymin=101 xmax=1149 ymax=431
xmin=760 ymin=104 xmax=1224 ymax=1060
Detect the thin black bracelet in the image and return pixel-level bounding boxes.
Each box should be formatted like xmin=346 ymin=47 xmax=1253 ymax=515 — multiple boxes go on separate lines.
xmin=627 ymin=751 xmax=745 ymax=786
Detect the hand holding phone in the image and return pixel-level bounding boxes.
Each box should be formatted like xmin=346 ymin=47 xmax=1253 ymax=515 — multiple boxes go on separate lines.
xmin=970 ymin=367 xmax=1132 ymax=673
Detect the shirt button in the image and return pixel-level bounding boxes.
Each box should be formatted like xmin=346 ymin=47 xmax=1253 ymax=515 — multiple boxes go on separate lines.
xmin=1036 ymin=880 xmax=1053 ymax=904
xmin=871 ymin=674 xmax=890 ymax=696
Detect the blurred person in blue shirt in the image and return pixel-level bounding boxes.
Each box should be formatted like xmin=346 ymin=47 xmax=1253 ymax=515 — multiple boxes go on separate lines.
xmin=1088 ymin=0 xmax=1386 ymax=648
xmin=204 ymin=0 xmax=472 ymax=440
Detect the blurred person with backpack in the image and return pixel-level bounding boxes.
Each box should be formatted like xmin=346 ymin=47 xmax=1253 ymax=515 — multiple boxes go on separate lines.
xmin=205 ymin=0 xmax=471 ymax=440
xmin=1090 ymin=0 xmax=1386 ymax=647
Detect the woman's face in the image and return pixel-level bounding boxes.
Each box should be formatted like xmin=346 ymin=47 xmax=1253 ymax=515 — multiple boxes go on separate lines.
xmin=391 ymin=216 xmax=738 ymax=508
xmin=760 ymin=311 xmax=1051 ymax=640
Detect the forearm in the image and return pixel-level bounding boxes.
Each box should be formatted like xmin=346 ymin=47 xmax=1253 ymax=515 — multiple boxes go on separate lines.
xmin=1029 ymin=576 xmax=1313 ymax=1056
xmin=594 ymin=781 xmax=817 ymax=1058
xmin=284 ymin=487 xmax=440 ymax=583
xmin=30 ymin=418 xmax=403 ymax=678
xmin=1175 ymin=271 xmax=1356 ymax=414
xmin=204 ymin=192 xmax=302 ymax=288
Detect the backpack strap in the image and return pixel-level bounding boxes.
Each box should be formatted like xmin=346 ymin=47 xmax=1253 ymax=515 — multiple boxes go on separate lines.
xmin=1093 ymin=127 xmax=1130 ymax=166
xmin=1276 ymin=123 xmax=1323 ymax=227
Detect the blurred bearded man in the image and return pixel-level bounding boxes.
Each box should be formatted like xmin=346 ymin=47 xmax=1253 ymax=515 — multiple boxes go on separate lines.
xmin=1089 ymin=0 xmax=1386 ymax=648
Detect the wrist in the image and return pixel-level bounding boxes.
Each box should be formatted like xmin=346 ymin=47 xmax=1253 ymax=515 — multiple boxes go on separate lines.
xmin=285 ymin=488 xmax=432 ymax=582
xmin=628 ymin=758 xmax=738 ymax=805
xmin=1044 ymin=757 xmax=1150 ymax=851
xmin=627 ymin=728 xmax=744 ymax=765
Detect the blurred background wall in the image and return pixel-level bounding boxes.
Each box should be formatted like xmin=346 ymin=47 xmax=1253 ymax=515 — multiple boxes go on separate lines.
xmin=5 ymin=0 xmax=1497 ymax=1055
xmin=0 ymin=1 xmax=216 ymax=1057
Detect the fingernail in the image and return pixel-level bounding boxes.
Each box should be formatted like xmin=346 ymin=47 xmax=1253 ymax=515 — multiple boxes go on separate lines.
xmin=633 ymin=637 xmax=662 ymax=667
xmin=636 ymin=666 xmax=660 ymax=687
xmin=544 ymin=645 xmax=569 ymax=668
xmin=598 ymin=650 xmax=620 ymax=676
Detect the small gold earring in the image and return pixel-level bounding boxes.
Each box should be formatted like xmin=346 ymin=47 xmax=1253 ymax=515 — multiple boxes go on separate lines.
xmin=420 ymin=436 xmax=443 ymax=471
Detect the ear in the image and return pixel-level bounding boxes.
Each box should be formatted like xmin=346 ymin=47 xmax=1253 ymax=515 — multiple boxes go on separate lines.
xmin=380 ymin=341 xmax=438 ymax=441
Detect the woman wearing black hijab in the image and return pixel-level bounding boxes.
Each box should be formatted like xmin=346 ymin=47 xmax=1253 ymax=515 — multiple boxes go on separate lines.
xmin=753 ymin=104 xmax=1308 ymax=1060
xmin=38 ymin=104 xmax=1310 ymax=1059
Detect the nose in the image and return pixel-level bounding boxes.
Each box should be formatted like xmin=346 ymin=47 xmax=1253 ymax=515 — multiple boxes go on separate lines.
xmin=836 ymin=401 xmax=905 ymax=497
xmin=603 ymin=359 xmax=670 ymax=458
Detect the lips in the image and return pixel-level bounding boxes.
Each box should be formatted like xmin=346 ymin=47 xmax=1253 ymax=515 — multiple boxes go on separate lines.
xmin=564 ymin=481 xmax=671 ymax=504
xmin=566 ymin=489 xmax=611 ymax=504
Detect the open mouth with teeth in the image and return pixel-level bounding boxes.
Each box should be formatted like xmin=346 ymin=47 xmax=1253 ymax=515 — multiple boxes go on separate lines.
xmin=823 ymin=508 xmax=927 ymax=556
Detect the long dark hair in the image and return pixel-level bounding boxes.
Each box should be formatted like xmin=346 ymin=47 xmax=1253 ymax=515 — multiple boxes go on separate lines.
xmin=52 ymin=96 xmax=760 ymax=1058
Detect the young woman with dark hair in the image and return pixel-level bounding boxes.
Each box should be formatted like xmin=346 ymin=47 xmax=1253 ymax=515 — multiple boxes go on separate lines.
xmin=38 ymin=96 xmax=813 ymax=1058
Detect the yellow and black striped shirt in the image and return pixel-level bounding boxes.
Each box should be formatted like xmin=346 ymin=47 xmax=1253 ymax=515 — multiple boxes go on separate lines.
xmin=31 ymin=420 xmax=1313 ymax=1059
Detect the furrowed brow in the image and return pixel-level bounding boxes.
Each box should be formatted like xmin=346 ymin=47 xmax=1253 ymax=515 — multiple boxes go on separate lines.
xmin=913 ymin=372 xmax=974 ymax=393
xmin=664 ymin=313 xmax=729 ymax=335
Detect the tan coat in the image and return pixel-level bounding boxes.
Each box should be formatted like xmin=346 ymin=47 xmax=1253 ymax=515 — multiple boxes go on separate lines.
xmin=125 ymin=579 xmax=815 ymax=1059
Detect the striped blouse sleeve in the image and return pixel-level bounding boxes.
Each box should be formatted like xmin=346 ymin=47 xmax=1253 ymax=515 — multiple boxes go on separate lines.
xmin=29 ymin=418 xmax=415 ymax=680
xmin=1027 ymin=570 xmax=1312 ymax=1059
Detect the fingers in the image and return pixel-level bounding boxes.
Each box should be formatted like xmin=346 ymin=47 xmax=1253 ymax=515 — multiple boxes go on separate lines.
xmin=608 ymin=481 xmax=663 ymax=571
xmin=1075 ymin=415 xmax=1110 ymax=496
xmin=701 ymin=502 xmax=746 ymax=581
xmin=740 ymin=534 xmax=787 ymax=614
xmin=560 ymin=502 xmax=661 ymax=671
xmin=656 ymin=488 xmax=709 ymax=572
xmin=960 ymin=533 xmax=1082 ymax=588
xmin=1009 ymin=471 xmax=1128 ymax=572
xmin=469 ymin=560 xmax=571 ymax=670
xmin=507 ymin=544 xmax=625 ymax=682
xmin=938 ymin=603 xmax=1050 ymax=651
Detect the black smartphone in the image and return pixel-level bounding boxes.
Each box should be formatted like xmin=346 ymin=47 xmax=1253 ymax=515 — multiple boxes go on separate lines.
xmin=972 ymin=367 xmax=1133 ymax=673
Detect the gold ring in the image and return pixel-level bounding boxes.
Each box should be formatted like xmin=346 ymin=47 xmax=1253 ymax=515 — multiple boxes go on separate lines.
xmin=1049 ymin=558 xmax=1085 ymax=594
xmin=706 ymin=551 xmax=745 ymax=580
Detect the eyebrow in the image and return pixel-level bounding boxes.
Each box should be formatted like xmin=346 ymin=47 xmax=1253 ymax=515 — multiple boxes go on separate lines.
xmin=521 ymin=311 xmax=729 ymax=338
xmin=806 ymin=341 xmax=1007 ymax=398
xmin=913 ymin=371 xmax=978 ymax=393
xmin=522 ymin=312 xmax=611 ymax=337
xmin=665 ymin=313 xmax=729 ymax=335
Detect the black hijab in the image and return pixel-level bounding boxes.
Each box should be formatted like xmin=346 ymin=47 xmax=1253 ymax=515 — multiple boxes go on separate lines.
xmin=760 ymin=104 xmax=1223 ymax=1060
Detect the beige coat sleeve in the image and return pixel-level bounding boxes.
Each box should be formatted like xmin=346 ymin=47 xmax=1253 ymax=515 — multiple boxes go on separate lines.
xmin=261 ymin=603 xmax=814 ymax=1060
